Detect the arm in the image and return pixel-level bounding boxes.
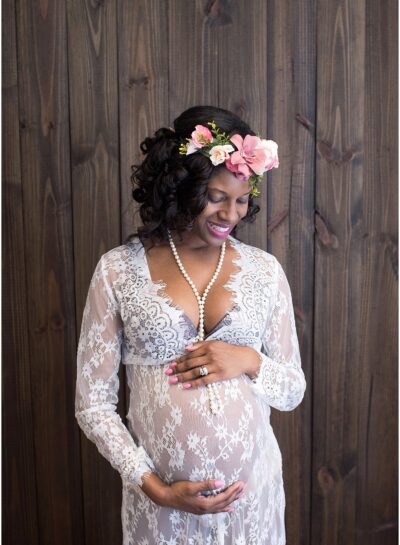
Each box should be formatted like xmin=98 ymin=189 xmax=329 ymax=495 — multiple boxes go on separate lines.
xmin=75 ymin=254 xmax=155 ymax=486
xmin=249 ymin=256 xmax=306 ymax=411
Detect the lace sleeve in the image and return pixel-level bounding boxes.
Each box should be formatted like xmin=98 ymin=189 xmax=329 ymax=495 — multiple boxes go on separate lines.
xmin=251 ymin=257 xmax=307 ymax=411
xmin=75 ymin=254 xmax=156 ymax=486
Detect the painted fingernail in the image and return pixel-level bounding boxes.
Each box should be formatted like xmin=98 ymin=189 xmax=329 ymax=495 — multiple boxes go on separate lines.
xmin=170 ymin=362 xmax=177 ymax=368
xmin=214 ymin=480 xmax=225 ymax=488
xmin=164 ymin=368 xmax=173 ymax=375
xmin=185 ymin=344 xmax=193 ymax=349
xmin=237 ymin=492 xmax=246 ymax=498
xmin=227 ymin=508 xmax=235 ymax=513
xmin=168 ymin=377 xmax=178 ymax=384
xmin=183 ymin=383 xmax=191 ymax=389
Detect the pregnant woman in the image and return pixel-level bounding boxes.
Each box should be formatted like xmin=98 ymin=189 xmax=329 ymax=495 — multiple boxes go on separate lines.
xmin=75 ymin=105 xmax=306 ymax=544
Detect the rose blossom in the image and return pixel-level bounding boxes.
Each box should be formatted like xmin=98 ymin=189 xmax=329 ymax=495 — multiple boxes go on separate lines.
xmin=225 ymin=159 xmax=252 ymax=180
xmin=209 ymin=144 xmax=234 ymax=166
xmin=225 ymin=134 xmax=267 ymax=180
xmin=191 ymin=125 xmax=213 ymax=148
xmin=256 ymin=139 xmax=279 ymax=170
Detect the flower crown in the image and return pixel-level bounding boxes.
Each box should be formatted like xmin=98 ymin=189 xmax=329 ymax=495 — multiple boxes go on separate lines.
xmin=178 ymin=121 xmax=279 ymax=197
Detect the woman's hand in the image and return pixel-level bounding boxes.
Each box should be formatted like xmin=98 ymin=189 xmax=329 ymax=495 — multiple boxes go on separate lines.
xmin=164 ymin=340 xmax=261 ymax=389
xmin=140 ymin=472 xmax=246 ymax=514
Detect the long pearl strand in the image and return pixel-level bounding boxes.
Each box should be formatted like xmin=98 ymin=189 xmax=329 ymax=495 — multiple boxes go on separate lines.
xmin=167 ymin=228 xmax=225 ymax=415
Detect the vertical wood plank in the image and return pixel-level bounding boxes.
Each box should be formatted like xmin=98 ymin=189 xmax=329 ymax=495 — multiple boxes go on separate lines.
xmin=16 ymin=1 xmax=84 ymax=543
xmin=2 ymin=0 xmax=40 ymax=542
xmin=312 ymin=1 xmax=366 ymax=543
xmin=266 ymin=0 xmax=316 ymax=543
xmin=356 ymin=0 xmax=398 ymax=543
xmin=168 ymin=0 xmax=219 ymax=121
xmin=66 ymin=1 xmax=123 ymax=544
xmin=118 ymin=0 xmax=169 ymax=241
xmin=217 ymin=0 xmax=268 ymax=250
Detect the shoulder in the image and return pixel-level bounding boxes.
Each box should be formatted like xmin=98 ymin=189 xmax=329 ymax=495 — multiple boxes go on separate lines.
xmin=229 ymin=235 xmax=281 ymax=280
xmin=93 ymin=237 xmax=144 ymax=283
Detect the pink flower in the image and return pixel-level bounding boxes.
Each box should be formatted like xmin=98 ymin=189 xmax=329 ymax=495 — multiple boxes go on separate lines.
xmin=256 ymin=139 xmax=279 ymax=170
xmin=225 ymin=134 xmax=269 ymax=180
xmin=191 ymin=125 xmax=213 ymax=148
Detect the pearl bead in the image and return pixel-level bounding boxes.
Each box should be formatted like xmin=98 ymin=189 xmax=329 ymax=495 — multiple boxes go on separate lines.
xmin=168 ymin=229 xmax=226 ymax=415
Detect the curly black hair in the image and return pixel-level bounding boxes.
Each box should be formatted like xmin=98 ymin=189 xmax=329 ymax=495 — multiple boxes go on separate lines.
xmin=126 ymin=105 xmax=261 ymax=247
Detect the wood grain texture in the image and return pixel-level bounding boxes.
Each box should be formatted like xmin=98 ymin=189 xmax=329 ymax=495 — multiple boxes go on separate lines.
xmin=168 ymin=0 xmax=219 ymax=120
xmin=3 ymin=0 xmax=397 ymax=543
xmin=355 ymin=0 xmax=398 ymax=543
xmin=2 ymin=0 xmax=40 ymax=543
xmin=266 ymin=1 xmax=316 ymax=544
xmin=15 ymin=1 xmax=84 ymax=544
xmin=311 ymin=1 xmax=386 ymax=544
xmin=118 ymin=0 xmax=169 ymax=240
xmin=66 ymin=1 xmax=123 ymax=543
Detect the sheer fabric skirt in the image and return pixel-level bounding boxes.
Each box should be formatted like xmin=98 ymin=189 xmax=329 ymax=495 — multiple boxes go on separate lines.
xmin=121 ymin=367 xmax=287 ymax=545
xmin=121 ymin=465 xmax=285 ymax=545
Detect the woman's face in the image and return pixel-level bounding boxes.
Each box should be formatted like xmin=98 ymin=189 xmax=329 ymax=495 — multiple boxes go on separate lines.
xmin=188 ymin=168 xmax=250 ymax=247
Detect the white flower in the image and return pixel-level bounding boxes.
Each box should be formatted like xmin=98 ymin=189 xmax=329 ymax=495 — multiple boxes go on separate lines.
xmin=185 ymin=140 xmax=198 ymax=155
xmin=209 ymin=144 xmax=235 ymax=166
xmin=255 ymin=139 xmax=279 ymax=170
xmin=256 ymin=138 xmax=278 ymax=153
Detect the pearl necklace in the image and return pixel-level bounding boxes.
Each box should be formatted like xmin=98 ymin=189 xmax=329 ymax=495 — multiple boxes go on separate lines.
xmin=167 ymin=228 xmax=225 ymax=415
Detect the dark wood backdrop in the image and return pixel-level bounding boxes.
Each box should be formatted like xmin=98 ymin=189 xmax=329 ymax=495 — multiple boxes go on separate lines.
xmin=3 ymin=1 xmax=397 ymax=544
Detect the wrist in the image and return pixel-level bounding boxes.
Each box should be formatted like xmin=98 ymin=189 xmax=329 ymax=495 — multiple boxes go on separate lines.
xmin=140 ymin=472 xmax=170 ymax=506
xmin=242 ymin=347 xmax=262 ymax=380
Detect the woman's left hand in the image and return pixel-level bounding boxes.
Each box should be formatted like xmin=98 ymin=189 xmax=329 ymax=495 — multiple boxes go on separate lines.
xmin=164 ymin=340 xmax=260 ymax=389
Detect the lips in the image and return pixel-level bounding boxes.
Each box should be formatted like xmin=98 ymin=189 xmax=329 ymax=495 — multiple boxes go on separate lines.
xmin=206 ymin=221 xmax=232 ymax=237
xmin=208 ymin=221 xmax=231 ymax=229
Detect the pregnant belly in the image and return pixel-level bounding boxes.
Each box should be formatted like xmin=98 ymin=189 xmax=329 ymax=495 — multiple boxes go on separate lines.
xmin=127 ymin=365 xmax=280 ymax=487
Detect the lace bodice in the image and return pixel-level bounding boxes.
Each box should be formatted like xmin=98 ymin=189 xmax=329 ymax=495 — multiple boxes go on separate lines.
xmin=75 ymin=235 xmax=306 ymax=544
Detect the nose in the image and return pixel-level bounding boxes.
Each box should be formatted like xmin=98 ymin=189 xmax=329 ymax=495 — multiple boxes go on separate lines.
xmin=218 ymin=200 xmax=242 ymax=224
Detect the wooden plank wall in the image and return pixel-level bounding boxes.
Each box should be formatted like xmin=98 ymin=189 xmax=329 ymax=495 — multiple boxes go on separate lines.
xmin=3 ymin=1 xmax=397 ymax=545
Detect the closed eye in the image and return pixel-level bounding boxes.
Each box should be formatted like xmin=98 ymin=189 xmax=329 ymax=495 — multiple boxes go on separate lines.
xmin=208 ymin=195 xmax=249 ymax=204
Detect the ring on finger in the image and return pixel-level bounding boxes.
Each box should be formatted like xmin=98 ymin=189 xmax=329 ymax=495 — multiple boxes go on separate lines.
xmin=199 ymin=365 xmax=209 ymax=377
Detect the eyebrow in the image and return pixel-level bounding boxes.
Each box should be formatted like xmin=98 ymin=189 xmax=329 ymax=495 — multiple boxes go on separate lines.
xmin=209 ymin=187 xmax=250 ymax=197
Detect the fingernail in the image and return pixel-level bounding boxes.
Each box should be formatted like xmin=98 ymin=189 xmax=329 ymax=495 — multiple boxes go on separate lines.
xmin=170 ymin=362 xmax=177 ymax=368
xmin=227 ymin=508 xmax=235 ymax=513
xmin=237 ymin=492 xmax=246 ymax=499
xmin=183 ymin=383 xmax=191 ymax=389
xmin=214 ymin=480 xmax=225 ymax=488
xmin=185 ymin=344 xmax=193 ymax=349
xmin=168 ymin=377 xmax=178 ymax=384
xmin=164 ymin=368 xmax=173 ymax=375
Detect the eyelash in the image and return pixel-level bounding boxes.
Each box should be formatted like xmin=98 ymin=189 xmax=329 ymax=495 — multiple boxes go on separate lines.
xmin=208 ymin=196 xmax=249 ymax=204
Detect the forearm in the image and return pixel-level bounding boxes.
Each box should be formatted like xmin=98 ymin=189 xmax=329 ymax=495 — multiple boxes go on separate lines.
xmin=76 ymin=406 xmax=156 ymax=485
xmin=239 ymin=346 xmax=262 ymax=380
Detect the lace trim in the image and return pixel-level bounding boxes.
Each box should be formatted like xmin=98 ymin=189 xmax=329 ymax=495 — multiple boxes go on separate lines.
xmin=138 ymin=235 xmax=244 ymax=336
xmin=250 ymin=350 xmax=306 ymax=411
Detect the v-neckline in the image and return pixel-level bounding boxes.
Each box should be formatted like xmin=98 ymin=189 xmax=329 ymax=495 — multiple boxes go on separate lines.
xmin=138 ymin=235 xmax=242 ymax=338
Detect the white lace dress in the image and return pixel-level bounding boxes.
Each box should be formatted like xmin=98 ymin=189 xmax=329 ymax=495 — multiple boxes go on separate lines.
xmin=75 ymin=234 xmax=306 ymax=545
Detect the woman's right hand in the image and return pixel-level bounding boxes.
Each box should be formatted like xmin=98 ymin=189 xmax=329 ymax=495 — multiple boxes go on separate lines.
xmin=140 ymin=473 xmax=246 ymax=515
